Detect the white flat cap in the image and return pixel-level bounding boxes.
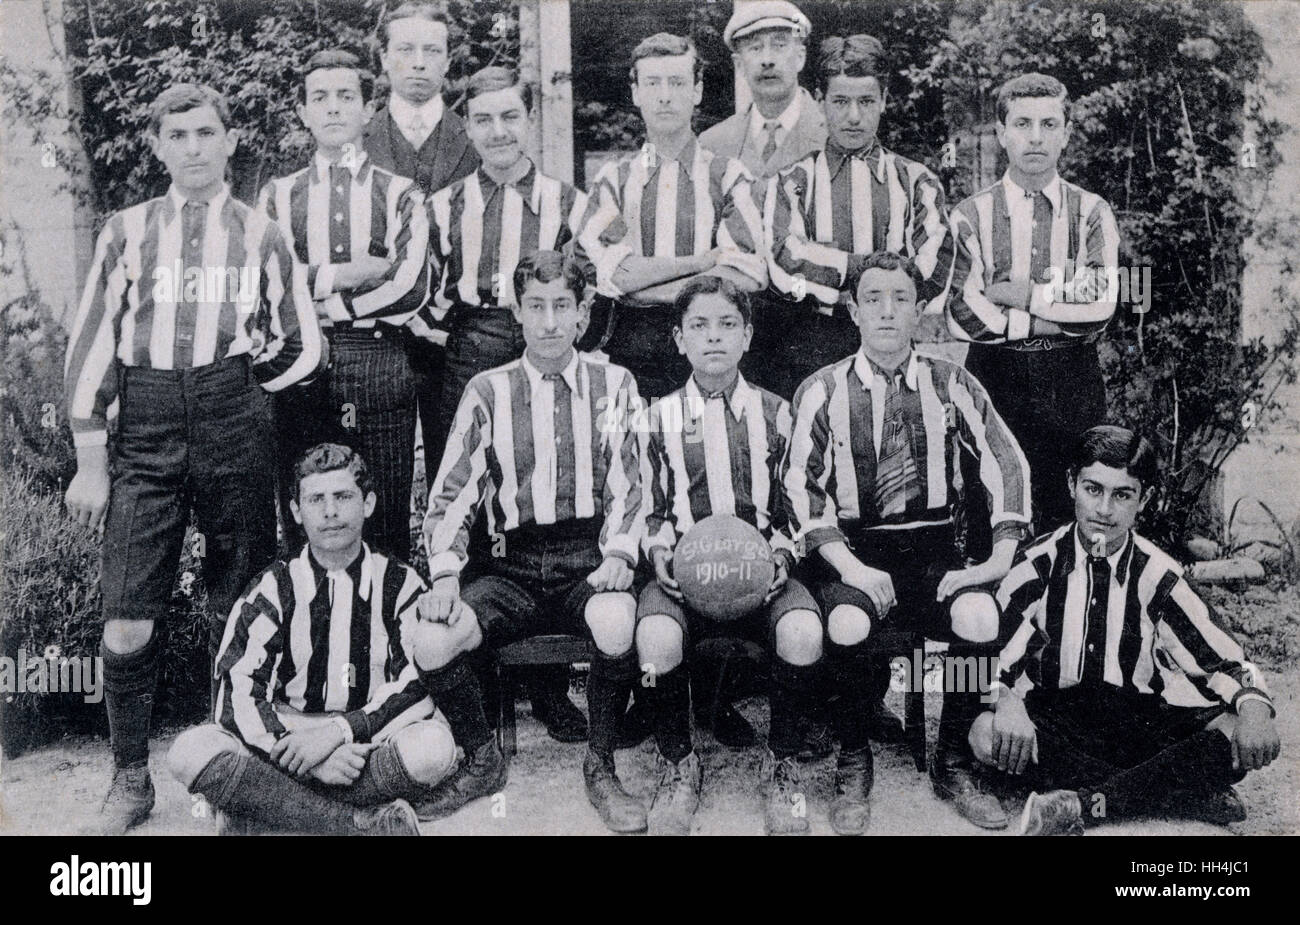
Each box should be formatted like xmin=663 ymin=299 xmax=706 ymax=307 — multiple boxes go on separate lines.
xmin=724 ymin=1 xmax=812 ymax=50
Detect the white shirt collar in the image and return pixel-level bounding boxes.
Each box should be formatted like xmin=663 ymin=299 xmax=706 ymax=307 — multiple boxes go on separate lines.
xmin=684 ymin=371 xmax=752 ymax=420
xmin=853 ymin=350 xmax=919 ymax=391
xmin=389 ymin=94 xmax=444 ymax=133
xmin=1071 ymin=526 xmax=1133 ymax=581
xmin=521 ymin=349 xmax=582 ymax=399
xmin=313 ymin=148 xmax=369 ymax=183
xmin=1002 ymin=171 xmax=1063 ymax=214
xmin=303 ymin=541 xmax=375 ymax=602
xmin=166 ymin=183 xmax=229 ymax=217
xmin=748 ymin=92 xmax=802 ymax=142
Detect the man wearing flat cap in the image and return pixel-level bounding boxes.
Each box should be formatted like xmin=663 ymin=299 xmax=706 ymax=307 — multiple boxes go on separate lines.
xmin=700 ymin=0 xmax=827 ymax=180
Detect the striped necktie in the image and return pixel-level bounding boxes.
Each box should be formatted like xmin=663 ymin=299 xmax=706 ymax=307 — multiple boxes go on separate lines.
xmin=874 ymin=373 xmax=920 ymax=519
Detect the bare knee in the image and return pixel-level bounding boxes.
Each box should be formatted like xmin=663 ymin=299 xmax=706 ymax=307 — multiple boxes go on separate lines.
xmin=585 ymin=592 xmax=635 ymax=657
xmin=104 ymin=620 xmax=155 ymax=655
xmin=412 ymin=611 xmax=480 ymax=671
xmin=392 ymin=720 xmax=458 ymax=787
xmin=167 ymin=724 xmax=242 ymax=789
xmin=949 ymin=592 xmax=999 ymax=644
xmin=635 ymin=614 xmax=683 ymax=676
xmin=774 ymin=609 xmax=823 ymax=666
xmin=968 ymin=712 xmax=997 ymax=766
xmin=827 ymin=605 xmax=871 ymax=647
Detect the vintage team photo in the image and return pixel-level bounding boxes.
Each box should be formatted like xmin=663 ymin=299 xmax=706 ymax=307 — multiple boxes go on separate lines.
xmin=0 ymin=0 xmax=1296 ymax=842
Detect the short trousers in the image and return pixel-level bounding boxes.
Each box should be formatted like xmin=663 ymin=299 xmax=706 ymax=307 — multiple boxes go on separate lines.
xmin=636 ymin=576 xmax=818 ymax=651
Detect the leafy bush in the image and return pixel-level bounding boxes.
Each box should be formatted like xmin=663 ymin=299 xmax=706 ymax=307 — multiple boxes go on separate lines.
xmin=0 ymin=301 xmax=212 ymax=757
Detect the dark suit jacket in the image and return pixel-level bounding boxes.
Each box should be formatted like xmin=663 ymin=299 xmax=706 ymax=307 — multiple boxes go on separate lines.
xmin=363 ymin=103 xmax=479 ymax=196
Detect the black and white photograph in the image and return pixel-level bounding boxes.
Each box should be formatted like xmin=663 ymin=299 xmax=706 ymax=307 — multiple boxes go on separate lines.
xmin=0 ymin=0 xmax=1295 ymax=867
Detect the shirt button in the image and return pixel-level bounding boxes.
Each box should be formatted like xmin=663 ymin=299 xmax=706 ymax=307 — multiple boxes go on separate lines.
xmin=335 ymin=212 xmax=344 ymax=222
xmin=190 ymin=238 xmax=199 ymax=247
xmin=373 ymin=330 xmax=382 ymax=339
xmin=335 ymin=186 xmax=344 ymax=194
xmin=1088 ymin=643 xmax=1096 ymax=652
xmin=335 ymin=244 xmax=345 ymax=253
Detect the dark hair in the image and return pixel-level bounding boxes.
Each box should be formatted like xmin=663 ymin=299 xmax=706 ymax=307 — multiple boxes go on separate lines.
xmin=300 ymin=49 xmax=375 ymax=104
xmin=465 ymin=66 xmax=533 ymax=112
xmin=995 ymin=72 xmax=1071 ymax=125
xmin=379 ymin=2 xmax=449 ymax=50
xmin=816 ymin=34 xmax=887 ymax=95
xmin=292 ymin=443 xmax=373 ymax=502
xmin=629 ymin=32 xmax=703 ymax=84
xmin=149 ymin=84 xmax=231 ymax=134
xmin=674 ymin=274 xmax=752 ymax=326
xmin=848 ymin=250 xmax=924 ymax=302
xmin=512 ymin=249 xmax=587 ymax=306
xmin=1069 ymin=425 xmax=1159 ymax=491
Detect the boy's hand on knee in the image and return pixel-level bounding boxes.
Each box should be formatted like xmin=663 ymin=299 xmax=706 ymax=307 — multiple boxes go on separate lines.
xmin=587 ymin=556 xmax=633 ymax=592
xmin=419 ymin=577 xmax=461 ymax=624
xmin=991 ymin=696 xmax=1037 ymax=776
xmin=764 ymin=552 xmax=791 ymax=605
xmin=841 ymin=563 xmax=895 ymax=617
xmin=651 ymin=547 xmax=683 ymax=601
xmin=1233 ymin=701 xmax=1281 ymax=771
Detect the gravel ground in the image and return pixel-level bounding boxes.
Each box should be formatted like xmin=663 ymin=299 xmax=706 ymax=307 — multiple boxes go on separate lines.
xmin=3 ymin=669 xmax=1294 ymax=837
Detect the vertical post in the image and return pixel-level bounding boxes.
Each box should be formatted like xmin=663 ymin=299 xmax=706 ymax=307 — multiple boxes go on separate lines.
xmin=519 ymin=0 xmax=575 ymax=184
xmin=733 ymin=0 xmax=750 ymax=113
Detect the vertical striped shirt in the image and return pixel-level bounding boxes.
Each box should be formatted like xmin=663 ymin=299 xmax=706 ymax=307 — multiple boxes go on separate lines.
xmin=64 ymin=185 xmax=325 ymax=447
xmin=645 ymin=373 xmax=795 ymax=558
xmin=258 ymin=151 xmax=430 ymax=327
xmin=996 ymin=525 xmax=1274 ymax=714
xmin=783 ymin=350 xmax=1031 ymax=553
xmin=422 ymin=161 xmax=590 ymax=323
xmin=766 ymin=141 xmax=953 ymax=313
xmin=424 ymin=349 xmax=647 ymax=580
xmin=213 ymin=543 xmax=434 ymax=758
xmin=576 ymin=138 xmax=768 ymax=298
xmin=947 ymin=173 xmax=1121 ymax=344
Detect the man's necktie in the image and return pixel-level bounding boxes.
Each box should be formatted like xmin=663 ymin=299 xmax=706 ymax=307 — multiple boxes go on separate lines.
xmin=1029 ymin=190 xmax=1053 ymax=284
xmin=874 ymin=375 xmax=920 ymax=519
xmin=761 ymin=120 xmax=780 ymax=163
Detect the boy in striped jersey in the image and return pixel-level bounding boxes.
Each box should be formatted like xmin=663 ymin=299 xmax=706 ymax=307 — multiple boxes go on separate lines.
xmin=420 ymin=65 xmax=594 ymax=744
xmin=168 ymin=444 xmax=456 ymax=835
xmin=63 ymin=83 xmax=324 ymax=834
xmin=577 ymin=32 xmax=767 ymax=401
xmin=762 ymin=34 xmax=953 ymax=401
xmin=635 ymin=275 xmax=823 ymax=836
xmin=784 ymin=251 xmax=1031 ymax=834
xmin=412 ymin=251 xmax=649 ymax=833
xmin=946 ymin=73 xmax=1121 ymax=555
xmin=260 ymin=49 xmax=430 ymax=562
xmin=970 ymin=426 xmax=1280 ymax=835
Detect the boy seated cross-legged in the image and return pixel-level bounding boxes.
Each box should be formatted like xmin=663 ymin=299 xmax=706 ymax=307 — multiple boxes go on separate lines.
xmin=971 ymin=425 xmax=1281 ymax=835
xmin=412 ymin=250 xmax=650 ymax=833
xmin=634 ymin=275 xmax=823 ymax=836
xmin=168 ymin=444 xmax=458 ymax=836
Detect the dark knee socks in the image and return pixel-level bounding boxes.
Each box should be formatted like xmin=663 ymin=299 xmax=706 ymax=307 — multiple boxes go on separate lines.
xmin=769 ymin=659 xmax=820 ymax=760
xmin=646 ymin=665 xmax=692 ymax=764
xmin=343 ymin=741 xmax=424 ymax=805
xmin=827 ymin=638 xmax=873 ymax=753
xmin=102 ymin=632 xmax=161 ymax=769
xmin=587 ymin=650 xmax=638 ymax=760
xmin=935 ymin=643 xmax=992 ymax=768
xmin=1077 ymin=729 xmax=1242 ymax=825
xmin=190 ymin=751 xmax=360 ymax=835
xmin=418 ymin=654 xmax=491 ymax=755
